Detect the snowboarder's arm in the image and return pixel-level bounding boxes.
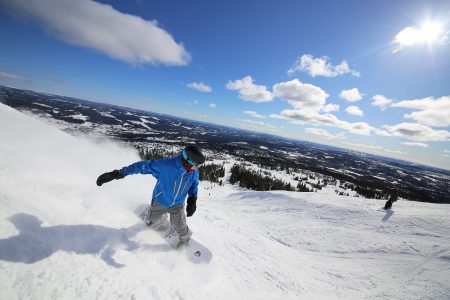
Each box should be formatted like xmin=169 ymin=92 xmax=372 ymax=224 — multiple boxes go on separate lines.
xmin=120 ymin=159 xmax=162 ymax=178
xmin=186 ymin=195 xmax=197 ymax=217
xmin=186 ymin=171 xmax=199 ymax=217
xmin=187 ymin=171 xmax=199 ymax=198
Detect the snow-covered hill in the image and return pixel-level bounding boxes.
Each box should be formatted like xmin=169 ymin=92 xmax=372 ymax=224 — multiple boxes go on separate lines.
xmin=1 ymin=103 xmax=449 ymax=299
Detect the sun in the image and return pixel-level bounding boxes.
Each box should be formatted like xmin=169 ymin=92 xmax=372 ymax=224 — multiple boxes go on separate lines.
xmin=419 ymin=20 xmax=444 ymax=43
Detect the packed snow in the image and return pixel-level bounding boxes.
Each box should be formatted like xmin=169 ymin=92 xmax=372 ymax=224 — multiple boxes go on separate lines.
xmin=0 ymin=103 xmax=449 ymax=299
xmin=32 ymin=102 xmax=53 ymax=109
xmin=68 ymin=113 xmax=89 ymax=121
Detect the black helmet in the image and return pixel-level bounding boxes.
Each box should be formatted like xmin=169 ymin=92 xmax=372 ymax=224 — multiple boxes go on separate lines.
xmin=182 ymin=145 xmax=206 ymax=166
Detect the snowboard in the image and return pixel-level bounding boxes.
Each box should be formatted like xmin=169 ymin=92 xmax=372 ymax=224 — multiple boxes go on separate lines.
xmin=135 ymin=204 xmax=212 ymax=264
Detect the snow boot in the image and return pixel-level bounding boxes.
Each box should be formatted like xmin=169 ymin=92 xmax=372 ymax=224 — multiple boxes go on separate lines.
xmin=176 ymin=239 xmax=190 ymax=249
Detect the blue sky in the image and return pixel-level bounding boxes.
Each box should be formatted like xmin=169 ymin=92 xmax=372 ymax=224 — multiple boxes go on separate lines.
xmin=1 ymin=0 xmax=449 ymax=169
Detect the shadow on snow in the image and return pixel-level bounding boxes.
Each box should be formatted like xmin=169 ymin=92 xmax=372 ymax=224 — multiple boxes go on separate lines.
xmin=0 ymin=213 xmax=170 ymax=268
xmin=382 ymin=209 xmax=394 ymax=222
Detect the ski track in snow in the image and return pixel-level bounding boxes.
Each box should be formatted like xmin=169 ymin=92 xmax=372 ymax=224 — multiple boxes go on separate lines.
xmin=0 ymin=103 xmax=449 ymax=299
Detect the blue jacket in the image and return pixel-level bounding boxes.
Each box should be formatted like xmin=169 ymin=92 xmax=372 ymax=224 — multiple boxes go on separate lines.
xmin=120 ymin=153 xmax=199 ymax=208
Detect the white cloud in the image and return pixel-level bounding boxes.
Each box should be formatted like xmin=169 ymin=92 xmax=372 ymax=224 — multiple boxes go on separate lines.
xmin=0 ymin=71 xmax=23 ymax=79
xmin=305 ymin=128 xmax=331 ymax=137
xmin=239 ymin=119 xmax=278 ymax=130
xmin=444 ymin=150 xmax=450 ymax=153
xmin=391 ymin=96 xmax=450 ymax=127
xmin=268 ymin=114 xmax=288 ymax=120
xmin=344 ymin=142 xmax=382 ymax=151
xmin=372 ymin=94 xmax=392 ymax=110
xmin=243 ymin=111 xmax=266 ymax=119
xmin=393 ymin=26 xmax=423 ymax=50
xmin=383 ymin=122 xmax=450 ymax=142
xmin=392 ymin=22 xmax=449 ymax=53
xmin=345 ymin=106 xmax=364 ymax=117
xmin=374 ymin=129 xmax=392 ymax=137
xmin=229 ymin=76 xmax=450 ymax=145
xmin=339 ymin=88 xmax=363 ymax=102
xmin=384 ymin=148 xmax=406 ymax=155
xmin=344 ymin=142 xmax=405 ymax=156
xmin=186 ymin=100 xmax=199 ymax=106
xmin=226 ymin=76 xmax=273 ymax=103
xmin=187 ymin=82 xmax=212 ymax=93
xmin=280 ymin=109 xmax=317 ymax=125
xmin=0 ymin=0 xmax=190 ymax=65
xmin=322 ymin=103 xmax=340 ymax=113
xmin=287 ymin=54 xmax=360 ymax=77
xmin=344 ymin=122 xmax=375 ymax=136
xmin=402 ymin=142 xmax=429 ymax=148
xmin=272 ymin=79 xmax=329 ymax=113
xmin=305 ymin=128 xmax=346 ymax=140
xmin=209 ymin=103 xmax=216 ymax=108
xmin=281 ymin=109 xmax=375 ymax=136
xmin=269 ymin=79 xmax=449 ymax=143
xmin=441 ymin=33 xmax=449 ymax=45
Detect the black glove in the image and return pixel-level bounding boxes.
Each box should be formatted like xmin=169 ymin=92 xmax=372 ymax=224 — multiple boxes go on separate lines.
xmin=96 ymin=170 xmax=124 ymax=186
xmin=186 ymin=195 xmax=197 ymax=217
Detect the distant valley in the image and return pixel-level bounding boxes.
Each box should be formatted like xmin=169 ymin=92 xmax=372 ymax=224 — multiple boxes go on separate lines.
xmin=1 ymin=85 xmax=449 ymax=204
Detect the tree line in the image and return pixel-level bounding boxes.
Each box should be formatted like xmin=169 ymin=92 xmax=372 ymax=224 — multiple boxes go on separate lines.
xmin=136 ymin=146 xmax=178 ymax=161
xmin=230 ymin=164 xmax=312 ymax=192
xmin=198 ymin=163 xmax=225 ymax=184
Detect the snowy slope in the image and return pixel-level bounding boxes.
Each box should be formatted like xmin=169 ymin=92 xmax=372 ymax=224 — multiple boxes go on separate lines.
xmin=0 ymin=103 xmax=449 ymax=300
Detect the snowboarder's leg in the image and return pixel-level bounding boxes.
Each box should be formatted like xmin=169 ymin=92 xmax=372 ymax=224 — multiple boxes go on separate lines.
xmin=144 ymin=201 xmax=169 ymax=230
xmin=139 ymin=205 xmax=152 ymax=224
xmin=384 ymin=200 xmax=393 ymax=210
xmin=168 ymin=204 xmax=191 ymax=247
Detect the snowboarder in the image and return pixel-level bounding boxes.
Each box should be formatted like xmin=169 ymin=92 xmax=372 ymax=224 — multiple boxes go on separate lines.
xmin=96 ymin=145 xmax=206 ymax=248
xmin=384 ymin=187 xmax=398 ymax=210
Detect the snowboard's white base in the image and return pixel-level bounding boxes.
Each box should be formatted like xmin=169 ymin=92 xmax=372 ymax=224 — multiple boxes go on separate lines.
xmin=135 ymin=204 xmax=212 ymax=264
xmin=163 ymin=227 xmax=212 ymax=264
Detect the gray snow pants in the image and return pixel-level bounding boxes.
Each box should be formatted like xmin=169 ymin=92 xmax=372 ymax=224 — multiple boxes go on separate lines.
xmin=148 ymin=200 xmax=192 ymax=242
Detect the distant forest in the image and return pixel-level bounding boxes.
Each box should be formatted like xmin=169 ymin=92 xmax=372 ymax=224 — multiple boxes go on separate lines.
xmin=230 ymin=164 xmax=312 ymax=192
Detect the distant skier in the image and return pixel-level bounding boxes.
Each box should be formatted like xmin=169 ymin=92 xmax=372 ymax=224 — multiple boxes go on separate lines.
xmin=384 ymin=187 xmax=398 ymax=210
xmin=96 ymin=145 xmax=206 ymax=248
